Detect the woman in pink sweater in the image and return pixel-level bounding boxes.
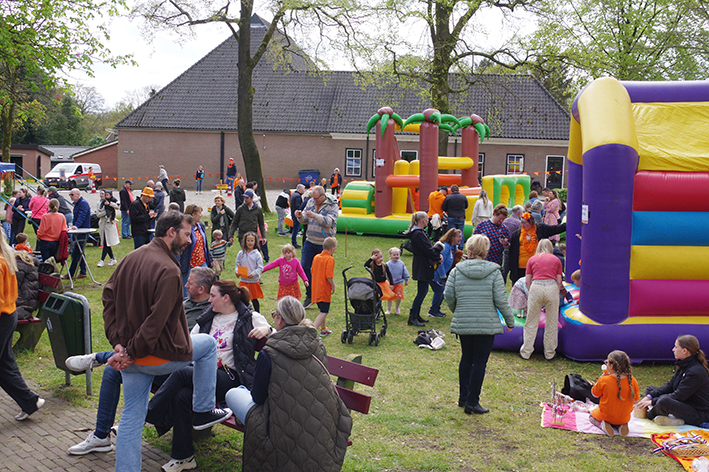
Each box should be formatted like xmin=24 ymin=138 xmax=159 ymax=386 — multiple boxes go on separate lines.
xmin=263 ymin=244 xmax=309 ymax=300
xmin=519 ymin=238 xmax=565 ymax=360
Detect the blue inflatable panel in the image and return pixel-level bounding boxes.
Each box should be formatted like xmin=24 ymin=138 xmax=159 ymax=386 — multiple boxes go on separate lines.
xmin=632 ymin=211 xmax=709 ymax=246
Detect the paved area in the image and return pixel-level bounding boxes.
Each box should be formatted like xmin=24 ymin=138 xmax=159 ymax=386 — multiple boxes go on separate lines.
xmin=0 ymin=378 xmax=171 ymax=471
xmin=56 ymin=187 xmax=281 ymax=217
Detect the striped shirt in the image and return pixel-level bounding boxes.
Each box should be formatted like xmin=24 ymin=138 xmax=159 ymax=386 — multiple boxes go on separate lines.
xmin=209 ymin=239 xmax=228 ymax=261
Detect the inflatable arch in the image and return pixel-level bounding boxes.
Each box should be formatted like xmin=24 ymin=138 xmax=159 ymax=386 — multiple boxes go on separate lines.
xmin=495 ymin=78 xmax=709 ymax=362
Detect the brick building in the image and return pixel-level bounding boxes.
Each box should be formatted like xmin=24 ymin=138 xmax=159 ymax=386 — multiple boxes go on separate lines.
xmin=115 ymin=15 xmax=570 ymax=191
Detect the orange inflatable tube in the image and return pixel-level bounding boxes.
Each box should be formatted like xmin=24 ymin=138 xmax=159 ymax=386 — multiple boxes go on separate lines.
xmin=386 ymin=174 xmax=466 ymax=188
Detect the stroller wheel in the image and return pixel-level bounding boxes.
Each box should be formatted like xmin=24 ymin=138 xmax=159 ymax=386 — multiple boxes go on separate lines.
xmin=380 ymin=325 xmax=387 ymax=337
xmin=347 ymin=331 xmax=354 ymax=344
xmin=374 ymin=333 xmax=381 ymax=346
xmin=368 ymin=332 xmax=375 ymax=346
xmin=341 ymin=330 xmax=348 ymax=344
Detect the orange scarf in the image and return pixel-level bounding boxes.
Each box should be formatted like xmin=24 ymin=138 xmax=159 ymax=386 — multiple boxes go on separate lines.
xmin=520 ymin=225 xmax=538 ymax=254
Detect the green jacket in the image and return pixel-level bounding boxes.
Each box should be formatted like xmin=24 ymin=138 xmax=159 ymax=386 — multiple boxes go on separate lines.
xmin=445 ymin=258 xmax=515 ymax=336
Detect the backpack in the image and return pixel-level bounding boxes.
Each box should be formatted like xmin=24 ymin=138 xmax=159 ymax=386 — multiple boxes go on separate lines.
xmin=38 ymin=257 xmax=65 ymax=294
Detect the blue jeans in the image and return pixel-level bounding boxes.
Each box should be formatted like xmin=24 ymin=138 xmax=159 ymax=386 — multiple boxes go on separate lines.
xmin=95 ymin=351 xmax=121 ymax=439
xmin=410 ymin=279 xmax=443 ymax=320
xmin=68 ymin=234 xmax=87 ymax=276
xmin=133 ymin=234 xmax=150 ymax=249
xmin=38 ymin=239 xmax=59 ymax=262
xmin=225 ymin=385 xmax=256 ymax=425
xmin=429 ymin=280 xmax=445 ymax=314
xmin=121 ymin=211 xmax=131 ymax=237
xmin=116 ymin=334 xmax=218 ymax=472
xmin=301 ymin=240 xmax=322 ymax=300
xmin=448 ymin=216 xmax=465 ymax=250
xmin=291 ymin=218 xmax=301 ymax=246
xmin=196 ymin=180 xmax=202 ymax=192
xmin=64 ymin=212 xmax=73 ymax=226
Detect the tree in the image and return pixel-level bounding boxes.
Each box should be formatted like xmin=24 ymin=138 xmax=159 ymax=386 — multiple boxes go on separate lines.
xmin=526 ymin=0 xmax=709 ymax=83
xmin=0 ymin=0 xmax=132 ymax=188
xmin=365 ymin=0 xmax=533 ymax=153
xmin=134 ymin=3 xmax=369 ymax=213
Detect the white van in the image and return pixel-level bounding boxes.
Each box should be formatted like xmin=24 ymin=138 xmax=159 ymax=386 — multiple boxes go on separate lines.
xmin=44 ymin=163 xmax=102 ymax=189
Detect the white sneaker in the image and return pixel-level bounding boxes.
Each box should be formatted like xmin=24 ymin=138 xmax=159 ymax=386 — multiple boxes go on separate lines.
xmin=68 ymin=432 xmax=112 ymax=455
xmin=654 ymin=415 xmax=685 ymax=427
xmin=15 ymin=398 xmax=44 ymax=421
xmin=97 ymin=260 xmax=105 ymax=267
xmin=65 ymin=353 xmax=100 ymax=372
xmin=162 ymin=456 xmax=197 ymax=471
xmin=108 ymin=258 xmax=117 ymax=266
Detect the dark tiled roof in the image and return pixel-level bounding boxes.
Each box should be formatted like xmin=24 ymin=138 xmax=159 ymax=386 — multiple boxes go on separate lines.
xmin=118 ymin=18 xmax=570 ymax=140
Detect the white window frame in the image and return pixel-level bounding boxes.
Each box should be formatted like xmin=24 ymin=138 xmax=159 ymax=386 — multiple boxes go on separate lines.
xmin=371 ymin=149 xmax=376 ymax=177
xmin=506 ymin=154 xmax=524 ymax=175
xmin=545 ymin=155 xmax=566 ymax=188
xmin=345 ymin=148 xmax=362 ymax=177
xmin=478 ymin=152 xmax=485 ymax=177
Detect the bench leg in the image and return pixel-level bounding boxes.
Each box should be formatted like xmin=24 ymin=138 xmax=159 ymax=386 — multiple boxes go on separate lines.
xmin=13 ymin=322 xmax=47 ymax=353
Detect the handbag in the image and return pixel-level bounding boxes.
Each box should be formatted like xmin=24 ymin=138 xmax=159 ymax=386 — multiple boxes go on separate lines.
xmin=561 ymin=374 xmax=599 ymax=404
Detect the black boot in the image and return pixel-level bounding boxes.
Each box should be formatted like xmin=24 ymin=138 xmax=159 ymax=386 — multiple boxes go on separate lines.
xmin=408 ymin=317 xmax=424 ymax=327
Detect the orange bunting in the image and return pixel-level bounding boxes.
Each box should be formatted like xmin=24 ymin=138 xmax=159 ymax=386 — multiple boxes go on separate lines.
xmin=208 ymin=173 xmax=212 ymax=177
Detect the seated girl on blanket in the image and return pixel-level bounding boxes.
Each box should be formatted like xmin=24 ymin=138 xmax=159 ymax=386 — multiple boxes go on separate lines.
xmin=589 ymin=350 xmax=639 ymax=437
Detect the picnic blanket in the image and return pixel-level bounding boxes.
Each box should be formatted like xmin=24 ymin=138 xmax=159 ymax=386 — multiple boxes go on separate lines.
xmin=540 ymin=402 xmax=709 ymax=439
xmin=651 ymin=430 xmax=709 ymax=472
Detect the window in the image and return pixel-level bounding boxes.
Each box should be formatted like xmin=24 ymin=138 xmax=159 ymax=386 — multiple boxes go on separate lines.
xmin=400 ymin=150 xmax=418 ymax=162
xmin=545 ymin=155 xmax=565 ymax=189
xmin=478 ymin=153 xmax=485 ymax=179
xmin=371 ymin=149 xmax=377 ymax=178
xmin=506 ymin=154 xmax=524 ymax=175
xmin=345 ymin=149 xmax=362 ymax=177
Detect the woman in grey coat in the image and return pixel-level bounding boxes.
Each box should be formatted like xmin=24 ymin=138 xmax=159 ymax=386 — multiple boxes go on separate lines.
xmin=445 ymin=234 xmax=515 ymax=415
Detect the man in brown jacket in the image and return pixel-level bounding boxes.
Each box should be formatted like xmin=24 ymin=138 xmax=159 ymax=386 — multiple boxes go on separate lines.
xmin=102 ymin=211 xmax=232 ymax=472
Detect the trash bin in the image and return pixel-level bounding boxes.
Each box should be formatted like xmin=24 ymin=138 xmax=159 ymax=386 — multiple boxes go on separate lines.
xmin=41 ymin=292 xmax=92 ymax=375
xmin=299 ymin=169 xmax=320 ymax=186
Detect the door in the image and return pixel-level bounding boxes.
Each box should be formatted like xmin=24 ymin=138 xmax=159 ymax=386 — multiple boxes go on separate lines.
xmin=545 ymin=156 xmax=565 ymax=189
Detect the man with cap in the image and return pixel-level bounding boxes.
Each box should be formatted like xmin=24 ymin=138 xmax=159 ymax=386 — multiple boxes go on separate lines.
xmin=129 ymin=187 xmax=157 ymax=249
xmin=228 ymin=189 xmax=266 ymax=246
xmin=62 ymin=188 xmax=92 ymax=279
xmin=119 ymin=180 xmax=134 ymax=238
xmin=47 ymin=186 xmax=73 ymax=226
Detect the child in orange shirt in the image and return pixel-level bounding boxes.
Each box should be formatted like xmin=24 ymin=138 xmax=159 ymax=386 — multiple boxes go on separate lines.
xmin=589 ymin=350 xmax=639 ymax=436
xmin=14 ymin=233 xmax=33 ymax=254
xmin=312 ymin=237 xmax=337 ymax=336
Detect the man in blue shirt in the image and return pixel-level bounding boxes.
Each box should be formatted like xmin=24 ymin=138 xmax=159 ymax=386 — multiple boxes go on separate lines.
xmin=63 ymin=188 xmax=91 ymax=279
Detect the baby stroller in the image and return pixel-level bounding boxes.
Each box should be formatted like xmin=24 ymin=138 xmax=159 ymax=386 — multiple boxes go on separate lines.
xmin=341 ymin=266 xmax=388 ymax=346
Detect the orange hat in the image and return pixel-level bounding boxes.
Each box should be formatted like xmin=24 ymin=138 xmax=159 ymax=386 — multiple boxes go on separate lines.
xmin=141 ymin=187 xmax=154 ymax=198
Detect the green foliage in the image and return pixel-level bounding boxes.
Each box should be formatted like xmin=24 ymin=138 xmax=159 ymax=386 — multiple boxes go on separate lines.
xmin=0 ymin=0 xmax=133 ymax=160
xmin=557 ymin=187 xmax=567 ymax=202
xmin=526 ymin=0 xmax=709 ymax=84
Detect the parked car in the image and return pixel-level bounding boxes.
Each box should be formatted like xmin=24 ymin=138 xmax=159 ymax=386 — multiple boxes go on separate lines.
xmin=44 ymin=163 xmax=102 ymax=189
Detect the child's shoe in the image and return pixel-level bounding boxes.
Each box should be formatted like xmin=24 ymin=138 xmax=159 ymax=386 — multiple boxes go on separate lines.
xmin=619 ymin=423 xmax=629 ymax=436
xmin=601 ymin=420 xmax=615 ymax=437
xmin=320 ymin=328 xmax=332 ymax=337
xmin=385 ymin=310 xmax=391 ymax=315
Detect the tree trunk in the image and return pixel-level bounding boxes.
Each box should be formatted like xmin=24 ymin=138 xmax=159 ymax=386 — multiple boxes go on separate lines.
xmin=236 ymin=8 xmax=270 ymax=212
xmin=1 ymin=102 xmax=16 ymax=193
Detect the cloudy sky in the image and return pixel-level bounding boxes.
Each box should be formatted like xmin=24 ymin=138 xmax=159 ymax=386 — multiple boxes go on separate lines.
xmin=70 ymin=9 xmax=519 ymax=110
xmin=69 ymin=16 xmax=233 ymax=108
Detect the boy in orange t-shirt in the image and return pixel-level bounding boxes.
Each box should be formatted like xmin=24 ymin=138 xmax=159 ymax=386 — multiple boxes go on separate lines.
xmin=312 ymin=237 xmax=337 ymax=336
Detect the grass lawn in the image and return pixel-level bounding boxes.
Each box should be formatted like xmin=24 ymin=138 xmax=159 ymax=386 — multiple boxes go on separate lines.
xmin=12 ymin=212 xmax=678 ymax=471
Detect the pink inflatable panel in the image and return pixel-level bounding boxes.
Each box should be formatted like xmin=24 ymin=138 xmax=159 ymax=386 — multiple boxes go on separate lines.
xmin=629 ymin=279 xmax=709 ymax=316
xmin=633 ymin=171 xmax=709 ymax=212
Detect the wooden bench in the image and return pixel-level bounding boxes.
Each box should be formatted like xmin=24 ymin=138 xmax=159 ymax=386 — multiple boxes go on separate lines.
xmin=13 ymin=272 xmax=61 ymax=352
xmin=221 ymin=354 xmax=378 ymax=444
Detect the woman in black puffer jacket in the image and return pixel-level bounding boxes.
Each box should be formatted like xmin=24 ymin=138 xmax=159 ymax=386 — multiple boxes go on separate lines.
xmin=636 ymin=334 xmax=709 ymax=427
xmin=15 ymin=250 xmax=39 ymax=320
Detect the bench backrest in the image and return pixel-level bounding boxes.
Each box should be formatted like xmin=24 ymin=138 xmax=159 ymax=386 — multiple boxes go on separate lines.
xmin=38 ymin=272 xmax=61 ymax=304
xmin=327 ymin=355 xmax=379 ymax=415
